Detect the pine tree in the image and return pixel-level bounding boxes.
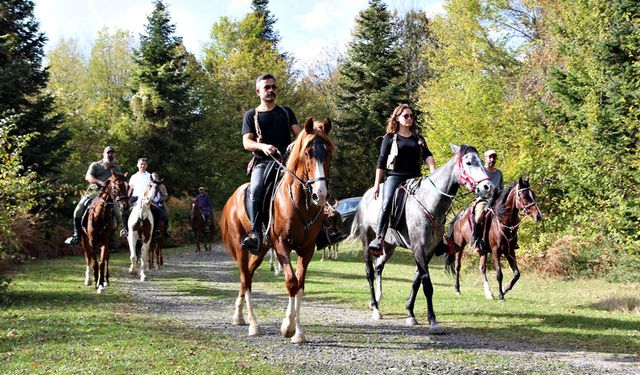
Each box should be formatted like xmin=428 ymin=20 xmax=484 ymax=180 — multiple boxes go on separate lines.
xmin=124 ymin=0 xmax=203 ymax=192
xmin=251 ymin=0 xmax=279 ymax=45
xmin=333 ymin=0 xmax=406 ymax=197
xmin=0 ymin=0 xmax=69 ymax=176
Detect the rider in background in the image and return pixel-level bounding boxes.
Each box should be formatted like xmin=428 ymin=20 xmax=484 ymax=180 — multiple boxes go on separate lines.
xmin=471 ymin=149 xmax=504 ymax=252
xmin=64 ymin=146 xmax=126 ymax=245
xmin=152 ymin=172 xmax=170 ymax=237
xmin=195 ymin=186 xmax=212 ymax=231
xmin=240 ymin=73 xmax=300 ymax=254
xmin=368 ymin=104 xmax=436 ymax=256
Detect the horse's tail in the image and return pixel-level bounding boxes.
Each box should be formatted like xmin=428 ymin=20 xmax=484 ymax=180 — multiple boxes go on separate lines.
xmin=347 ymin=207 xmax=362 ymax=241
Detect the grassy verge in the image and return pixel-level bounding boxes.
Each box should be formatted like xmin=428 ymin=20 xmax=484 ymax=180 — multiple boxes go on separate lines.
xmin=252 ymin=240 xmax=640 ymax=355
xmin=0 ymin=248 xmax=280 ymax=374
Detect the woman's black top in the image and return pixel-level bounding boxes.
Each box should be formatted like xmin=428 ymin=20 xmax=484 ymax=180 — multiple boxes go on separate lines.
xmin=376 ymin=133 xmax=432 ymax=177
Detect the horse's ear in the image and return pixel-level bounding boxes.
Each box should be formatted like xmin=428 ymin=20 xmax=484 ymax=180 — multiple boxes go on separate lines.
xmin=450 ymin=144 xmax=460 ymax=154
xmin=304 ymin=117 xmax=314 ymax=133
xmin=518 ymin=176 xmax=523 ymax=184
xmin=124 ymin=172 xmax=128 ymax=178
xmin=322 ymin=118 xmax=332 ymax=134
xmin=525 ymin=175 xmax=530 ymax=183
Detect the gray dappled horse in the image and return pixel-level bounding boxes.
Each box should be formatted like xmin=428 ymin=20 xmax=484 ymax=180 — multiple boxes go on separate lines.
xmin=350 ymin=144 xmax=494 ymax=333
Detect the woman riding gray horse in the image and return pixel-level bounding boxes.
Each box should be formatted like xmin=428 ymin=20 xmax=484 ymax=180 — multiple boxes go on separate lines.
xmin=351 ymin=144 xmax=493 ymax=333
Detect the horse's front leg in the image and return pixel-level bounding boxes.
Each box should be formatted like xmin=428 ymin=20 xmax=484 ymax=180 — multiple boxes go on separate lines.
xmin=96 ymin=244 xmax=107 ymax=294
xmin=288 ymin=248 xmax=314 ymax=344
xmin=127 ymin=231 xmax=138 ymax=275
xmin=419 ymin=265 xmax=444 ymax=334
xmin=406 ymin=267 xmax=422 ymax=326
xmin=139 ymin=240 xmax=149 ymax=282
xmin=277 ymin=250 xmax=298 ymax=340
xmin=83 ymin=243 xmax=92 ymax=286
xmin=479 ymin=253 xmax=494 ymax=299
xmin=502 ymin=250 xmax=520 ymax=296
xmin=364 ymin=248 xmax=381 ymax=319
xmin=194 ymin=229 xmax=200 ymax=253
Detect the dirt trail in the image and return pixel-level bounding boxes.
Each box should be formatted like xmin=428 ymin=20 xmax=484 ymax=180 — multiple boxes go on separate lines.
xmin=125 ymin=247 xmax=639 ymax=374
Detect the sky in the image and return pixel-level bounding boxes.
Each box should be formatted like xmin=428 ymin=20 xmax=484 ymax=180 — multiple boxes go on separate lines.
xmin=34 ymin=0 xmax=445 ymax=71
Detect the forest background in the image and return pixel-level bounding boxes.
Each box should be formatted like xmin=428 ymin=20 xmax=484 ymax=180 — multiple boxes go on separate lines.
xmin=1 ymin=0 xmax=638 ymax=292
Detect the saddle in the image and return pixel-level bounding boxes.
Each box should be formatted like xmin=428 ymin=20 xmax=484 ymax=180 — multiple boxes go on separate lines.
xmin=389 ymin=178 xmax=422 ymax=230
xmin=243 ymin=159 xmax=283 ymax=236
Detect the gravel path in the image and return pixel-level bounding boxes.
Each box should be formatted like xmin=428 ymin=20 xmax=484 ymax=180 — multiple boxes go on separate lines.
xmin=125 ymin=246 xmax=639 ymax=374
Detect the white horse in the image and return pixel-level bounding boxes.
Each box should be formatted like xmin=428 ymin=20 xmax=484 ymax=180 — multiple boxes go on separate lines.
xmin=127 ymin=180 xmax=158 ymax=282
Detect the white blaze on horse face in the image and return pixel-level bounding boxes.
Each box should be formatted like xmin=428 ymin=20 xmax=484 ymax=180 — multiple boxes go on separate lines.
xmin=312 ymin=159 xmax=328 ymax=205
xmin=463 ymin=153 xmax=494 ymax=197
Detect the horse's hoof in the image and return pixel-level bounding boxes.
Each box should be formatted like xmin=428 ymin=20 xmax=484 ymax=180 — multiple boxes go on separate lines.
xmin=455 ymin=291 xmax=461 ymax=296
xmin=232 ymin=316 xmax=246 ymax=326
xmin=281 ymin=319 xmax=295 ymax=338
xmin=104 ymin=281 xmax=109 ymax=287
xmin=429 ymin=323 xmax=445 ymax=335
xmin=274 ymin=270 xmax=282 ymax=276
xmin=405 ymin=317 xmax=418 ymax=326
xmin=128 ymin=267 xmax=135 ymax=275
xmin=248 ymin=325 xmax=261 ymax=336
xmin=291 ymin=333 xmax=305 ymax=344
xmin=372 ymin=310 xmax=383 ymax=320
xmin=140 ymin=275 xmax=146 ymax=282
xmin=84 ymin=280 xmax=90 ymax=286
xmin=97 ymin=286 xmax=104 ymax=294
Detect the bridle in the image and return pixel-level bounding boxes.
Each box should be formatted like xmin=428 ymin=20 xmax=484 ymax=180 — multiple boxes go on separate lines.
xmin=456 ymin=153 xmax=491 ymax=191
xmin=514 ymin=185 xmax=539 ymax=218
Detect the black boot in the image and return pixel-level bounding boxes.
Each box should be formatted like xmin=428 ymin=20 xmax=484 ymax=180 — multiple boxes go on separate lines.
xmin=64 ymin=218 xmax=82 ymax=245
xmin=368 ymin=233 xmax=385 ymax=256
xmin=472 ymin=222 xmax=485 ymax=253
xmin=241 ymin=200 xmax=263 ymax=255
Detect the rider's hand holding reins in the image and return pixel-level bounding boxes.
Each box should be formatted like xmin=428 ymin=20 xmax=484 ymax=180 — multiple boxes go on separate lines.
xmin=261 ymin=143 xmax=278 ymax=156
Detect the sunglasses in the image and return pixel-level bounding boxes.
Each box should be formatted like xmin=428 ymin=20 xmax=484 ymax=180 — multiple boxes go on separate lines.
xmin=400 ymin=114 xmax=414 ymax=119
xmin=263 ymin=84 xmax=277 ymax=90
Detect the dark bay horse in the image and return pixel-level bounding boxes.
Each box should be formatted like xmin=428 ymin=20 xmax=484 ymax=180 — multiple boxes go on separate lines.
xmin=81 ymin=172 xmax=129 ymax=294
xmin=220 ymin=117 xmax=335 ymax=343
xmin=444 ymin=177 xmax=542 ymax=300
xmin=350 ymin=145 xmax=494 ymax=333
xmin=149 ymin=211 xmax=165 ymax=270
xmin=189 ymin=200 xmax=213 ymax=252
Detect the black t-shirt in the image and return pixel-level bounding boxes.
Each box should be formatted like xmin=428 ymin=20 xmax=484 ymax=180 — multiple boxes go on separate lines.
xmin=242 ymin=106 xmax=298 ymax=160
xmin=376 ymin=133 xmax=433 ymax=177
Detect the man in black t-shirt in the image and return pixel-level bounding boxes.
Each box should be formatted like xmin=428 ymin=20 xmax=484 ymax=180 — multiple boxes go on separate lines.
xmin=240 ymin=73 xmax=301 ymax=254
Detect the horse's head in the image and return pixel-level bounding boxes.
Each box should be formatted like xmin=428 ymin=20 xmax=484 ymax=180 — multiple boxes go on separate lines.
xmin=286 ymin=117 xmax=336 ymax=206
xmin=516 ymin=176 xmax=542 ymax=222
xmin=109 ymin=172 xmax=130 ymax=209
xmin=140 ymin=180 xmax=159 ymax=208
xmin=451 ymin=144 xmax=494 ymax=197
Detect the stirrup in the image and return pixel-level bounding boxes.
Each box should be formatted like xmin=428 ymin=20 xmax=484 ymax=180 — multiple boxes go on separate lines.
xmin=241 ymin=231 xmax=263 ymax=255
xmin=120 ymin=228 xmax=128 ymax=238
xmin=64 ymin=235 xmax=80 ymax=245
xmin=368 ymin=235 xmax=384 ymax=256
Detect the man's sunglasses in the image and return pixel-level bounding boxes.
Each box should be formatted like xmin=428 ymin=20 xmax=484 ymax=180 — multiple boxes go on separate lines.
xmin=263 ymin=84 xmax=277 ymax=90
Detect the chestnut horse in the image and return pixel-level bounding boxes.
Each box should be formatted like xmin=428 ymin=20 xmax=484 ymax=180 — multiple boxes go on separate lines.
xmin=220 ymin=117 xmax=335 ymax=343
xmin=127 ymin=180 xmax=158 ymax=281
xmin=81 ymin=172 xmax=129 ymax=294
xmin=444 ymin=177 xmax=542 ymax=300
xmin=189 ymin=200 xmax=213 ymax=252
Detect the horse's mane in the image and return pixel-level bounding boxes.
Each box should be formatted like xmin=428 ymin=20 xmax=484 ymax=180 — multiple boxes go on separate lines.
xmin=494 ymin=182 xmax=518 ymax=219
xmin=458 ymin=144 xmax=479 ymax=156
xmin=285 ymin=126 xmax=336 ymax=178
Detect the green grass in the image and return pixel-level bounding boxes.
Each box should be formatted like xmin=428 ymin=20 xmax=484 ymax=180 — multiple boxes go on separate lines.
xmin=255 ymin=240 xmax=640 ymax=355
xmin=0 ymin=249 xmax=281 ymax=374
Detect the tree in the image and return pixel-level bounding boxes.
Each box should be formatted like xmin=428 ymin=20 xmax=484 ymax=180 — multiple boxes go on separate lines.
xmin=202 ymin=12 xmax=294 ymax=206
xmin=251 ymin=0 xmax=279 ymax=45
xmin=0 ymin=0 xmax=69 ymax=176
xmin=333 ymin=0 xmax=406 ymax=197
xmin=397 ymin=10 xmax=436 ymax=106
xmin=121 ymin=0 xmax=203 ymax=193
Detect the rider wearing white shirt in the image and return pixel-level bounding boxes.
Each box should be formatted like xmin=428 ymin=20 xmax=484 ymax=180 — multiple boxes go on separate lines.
xmin=129 ymin=158 xmax=151 ymax=200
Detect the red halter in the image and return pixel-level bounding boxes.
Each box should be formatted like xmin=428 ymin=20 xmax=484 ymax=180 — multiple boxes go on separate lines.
xmin=456 ymin=153 xmax=490 ymax=191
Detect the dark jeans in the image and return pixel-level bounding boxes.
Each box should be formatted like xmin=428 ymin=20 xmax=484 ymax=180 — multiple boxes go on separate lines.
xmin=248 ymin=160 xmax=269 ymax=231
xmin=375 ymin=175 xmax=411 ymax=235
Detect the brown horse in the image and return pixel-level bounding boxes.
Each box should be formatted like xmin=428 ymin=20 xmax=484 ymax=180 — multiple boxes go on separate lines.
xmin=220 ymin=117 xmax=335 ymax=343
xmin=81 ymin=172 xmax=129 ymax=294
xmin=444 ymin=177 xmax=542 ymax=300
xmin=189 ymin=200 xmax=213 ymax=252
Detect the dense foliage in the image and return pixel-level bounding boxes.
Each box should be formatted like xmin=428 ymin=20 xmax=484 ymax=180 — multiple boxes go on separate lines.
xmin=0 ymin=0 xmax=638 ymax=281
